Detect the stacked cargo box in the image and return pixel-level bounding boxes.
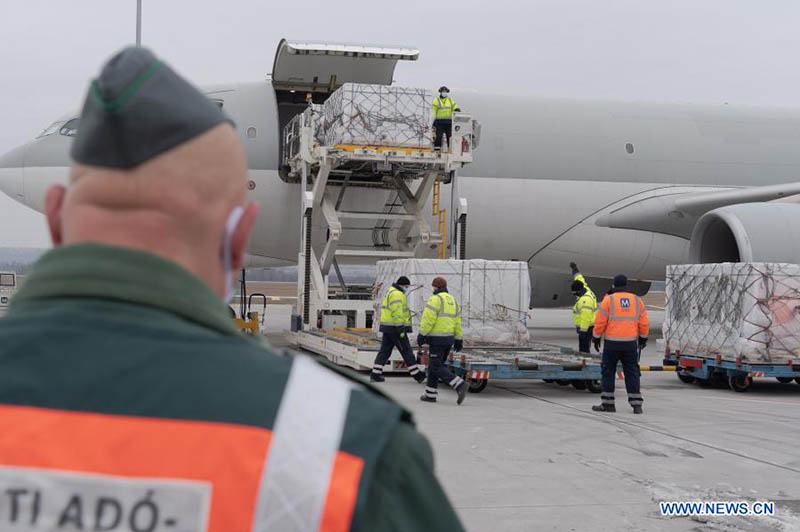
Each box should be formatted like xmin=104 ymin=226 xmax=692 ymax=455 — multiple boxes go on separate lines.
xmin=321 ymin=83 xmax=433 ymax=148
xmin=374 ymin=259 xmax=530 ymax=346
xmin=664 ymin=263 xmax=800 ymax=363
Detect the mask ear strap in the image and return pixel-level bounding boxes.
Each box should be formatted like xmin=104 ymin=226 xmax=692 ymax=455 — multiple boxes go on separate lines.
xmin=222 ymin=206 xmax=245 ymax=301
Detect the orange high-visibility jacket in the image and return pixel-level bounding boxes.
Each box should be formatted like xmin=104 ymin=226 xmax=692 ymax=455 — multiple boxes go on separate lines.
xmin=593 ymin=291 xmax=649 ymax=342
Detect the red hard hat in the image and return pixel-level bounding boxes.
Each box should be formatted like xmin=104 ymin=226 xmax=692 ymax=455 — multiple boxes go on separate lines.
xmin=432 ymin=277 xmax=447 ymax=288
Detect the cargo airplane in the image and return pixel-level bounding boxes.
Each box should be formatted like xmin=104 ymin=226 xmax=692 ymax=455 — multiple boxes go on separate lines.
xmin=2 ymin=39 xmax=800 ymax=306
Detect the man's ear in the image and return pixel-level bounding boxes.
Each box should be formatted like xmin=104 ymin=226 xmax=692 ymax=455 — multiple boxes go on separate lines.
xmin=44 ymin=185 xmax=67 ymax=246
xmin=230 ymin=202 xmax=260 ymax=271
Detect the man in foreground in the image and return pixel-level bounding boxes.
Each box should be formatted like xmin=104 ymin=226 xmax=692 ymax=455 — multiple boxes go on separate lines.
xmin=592 ymin=275 xmax=649 ymax=414
xmin=0 ymin=46 xmax=464 ymax=532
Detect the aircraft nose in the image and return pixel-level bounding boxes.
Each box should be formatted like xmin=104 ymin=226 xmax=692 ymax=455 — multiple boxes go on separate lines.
xmin=0 ymin=144 xmax=25 ymax=200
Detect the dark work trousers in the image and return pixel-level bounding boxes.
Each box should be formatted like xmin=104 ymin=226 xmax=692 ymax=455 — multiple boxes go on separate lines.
xmin=433 ymin=119 xmax=452 ymax=150
xmin=424 ymin=342 xmax=464 ymax=399
xmin=373 ymin=329 xmax=421 ymax=376
xmin=600 ymin=342 xmax=643 ymax=408
xmin=577 ymin=326 xmax=594 ymax=354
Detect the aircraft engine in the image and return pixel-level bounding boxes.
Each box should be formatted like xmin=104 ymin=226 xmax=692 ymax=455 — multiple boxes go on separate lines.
xmin=689 ymin=203 xmax=800 ymax=263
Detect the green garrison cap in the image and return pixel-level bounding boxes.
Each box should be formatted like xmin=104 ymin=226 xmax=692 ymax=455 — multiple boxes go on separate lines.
xmin=71 ymin=46 xmax=231 ymax=168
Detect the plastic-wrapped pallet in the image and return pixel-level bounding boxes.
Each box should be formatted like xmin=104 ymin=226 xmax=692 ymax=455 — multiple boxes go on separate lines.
xmin=664 ymin=263 xmax=800 ymax=363
xmin=373 ymin=259 xmax=530 ymax=346
xmin=321 ymin=83 xmax=433 ymax=148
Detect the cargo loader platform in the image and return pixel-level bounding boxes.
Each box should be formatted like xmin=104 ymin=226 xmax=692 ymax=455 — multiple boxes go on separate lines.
xmin=446 ymin=343 xmax=604 ymax=394
xmin=665 ymin=350 xmax=800 ymax=392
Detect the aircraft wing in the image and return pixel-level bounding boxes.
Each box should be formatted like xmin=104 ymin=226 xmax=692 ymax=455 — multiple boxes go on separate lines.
xmin=595 ymin=182 xmax=800 ymax=238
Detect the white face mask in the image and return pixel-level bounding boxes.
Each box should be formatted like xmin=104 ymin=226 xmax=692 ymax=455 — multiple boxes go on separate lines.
xmin=440 ymin=92 xmax=449 ymax=99
xmin=221 ymin=206 xmax=244 ymax=302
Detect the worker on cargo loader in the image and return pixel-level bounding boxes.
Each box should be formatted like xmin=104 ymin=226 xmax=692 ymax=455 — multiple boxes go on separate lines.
xmin=0 ymin=47 xmax=466 ymax=532
xmin=432 ymin=86 xmax=460 ymax=151
xmin=570 ymin=262 xmax=597 ymax=354
xmin=417 ymin=277 xmax=469 ymax=404
xmin=372 ymin=276 xmax=427 ymax=383
xmin=592 ymin=275 xmax=649 ymax=414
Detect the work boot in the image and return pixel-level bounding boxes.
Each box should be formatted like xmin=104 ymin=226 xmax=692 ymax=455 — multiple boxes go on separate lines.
xmin=370 ymin=373 xmax=385 ymax=383
xmin=632 ymin=406 xmax=643 ymax=414
xmin=412 ymin=372 xmax=426 ymax=384
xmin=420 ymin=395 xmax=437 ymax=403
xmin=592 ymin=404 xmax=616 ymax=412
xmin=456 ymin=381 xmax=468 ymax=405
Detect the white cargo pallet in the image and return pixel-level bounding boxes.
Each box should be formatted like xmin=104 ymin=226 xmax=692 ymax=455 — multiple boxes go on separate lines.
xmin=287 ymin=330 xmax=412 ymax=372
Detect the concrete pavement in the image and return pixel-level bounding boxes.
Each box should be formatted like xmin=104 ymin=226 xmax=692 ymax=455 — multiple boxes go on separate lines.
xmin=358 ymin=310 xmax=800 ymax=531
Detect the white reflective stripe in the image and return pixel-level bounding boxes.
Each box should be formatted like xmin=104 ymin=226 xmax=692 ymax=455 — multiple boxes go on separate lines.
xmin=425 ymin=386 xmax=438 ymax=393
xmin=387 ymin=299 xmax=404 ymax=305
xmin=597 ymin=307 xmax=608 ymax=316
xmin=604 ymin=335 xmax=638 ymax=342
xmin=427 ymin=333 xmax=455 ymax=337
xmin=252 ymin=355 xmax=353 ymax=532
xmin=425 ymin=303 xmax=439 ymax=314
xmin=438 ymin=312 xmax=458 ymax=318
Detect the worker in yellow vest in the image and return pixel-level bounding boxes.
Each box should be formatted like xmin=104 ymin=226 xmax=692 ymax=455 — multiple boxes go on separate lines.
xmin=432 ymin=86 xmax=460 ymax=151
xmin=373 ymin=276 xmax=426 ymax=383
xmin=417 ymin=277 xmax=468 ymax=405
xmin=570 ymin=262 xmax=597 ymax=354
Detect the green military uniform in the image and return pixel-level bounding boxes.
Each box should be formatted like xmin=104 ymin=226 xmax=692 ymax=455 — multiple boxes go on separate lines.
xmin=0 ymin=243 xmax=465 ymax=531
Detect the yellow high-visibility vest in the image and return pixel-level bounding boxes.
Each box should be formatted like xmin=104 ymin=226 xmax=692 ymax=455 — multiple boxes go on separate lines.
xmin=420 ymin=291 xmax=463 ymax=340
xmin=432 ymin=96 xmax=459 ymax=120
xmin=380 ymin=286 xmax=411 ymax=327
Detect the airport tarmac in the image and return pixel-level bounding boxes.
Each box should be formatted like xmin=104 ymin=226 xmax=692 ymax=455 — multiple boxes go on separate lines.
xmin=276 ymin=308 xmax=800 ymax=531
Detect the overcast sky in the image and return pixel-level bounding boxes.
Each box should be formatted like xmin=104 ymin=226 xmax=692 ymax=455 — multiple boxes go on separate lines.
xmin=2 ymin=0 xmax=800 ymax=247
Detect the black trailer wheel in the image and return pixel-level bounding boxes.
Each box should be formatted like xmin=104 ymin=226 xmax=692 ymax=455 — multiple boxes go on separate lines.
xmin=729 ymin=375 xmax=751 ymax=392
xmin=711 ymin=372 xmax=730 ymax=389
xmin=586 ymin=380 xmax=602 ymax=393
xmin=677 ymin=372 xmax=696 ymax=384
xmin=468 ymin=378 xmax=488 ymax=393
xmin=571 ymin=380 xmax=587 ymax=390
xmin=543 ymin=379 xmax=554 ymax=383
xmin=697 ymin=378 xmax=713 ymax=388
xmin=796 ymin=378 xmax=800 ymax=385
xmin=556 ymin=379 xmax=570 ymax=386
xmin=776 ymin=377 xmax=794 ymax=384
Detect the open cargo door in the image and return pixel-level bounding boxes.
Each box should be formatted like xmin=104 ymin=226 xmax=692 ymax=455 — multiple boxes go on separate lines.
xmin=271 ymin=39 xmax=419 ymax=95
xmin=273 ymin=39 xmax=420 ymax=179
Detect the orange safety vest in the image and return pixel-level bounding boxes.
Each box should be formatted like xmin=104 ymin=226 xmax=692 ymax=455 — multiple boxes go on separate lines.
xmin=593 ymin=291 xmax=649 ymax=343
xmin=0 ymin=357 xmax=366 ymax=532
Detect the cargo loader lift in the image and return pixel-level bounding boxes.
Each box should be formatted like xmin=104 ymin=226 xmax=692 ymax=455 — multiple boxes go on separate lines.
xmin=284 ymin=98 xmax=479 ymax=371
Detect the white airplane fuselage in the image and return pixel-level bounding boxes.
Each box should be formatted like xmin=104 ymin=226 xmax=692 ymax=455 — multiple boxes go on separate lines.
xmin=3 ymin=80 xmax=800 ymax=306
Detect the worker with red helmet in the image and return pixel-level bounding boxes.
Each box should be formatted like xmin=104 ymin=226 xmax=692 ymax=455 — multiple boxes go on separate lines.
xmin=417 ymin=277 xmax=469 ymax=405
